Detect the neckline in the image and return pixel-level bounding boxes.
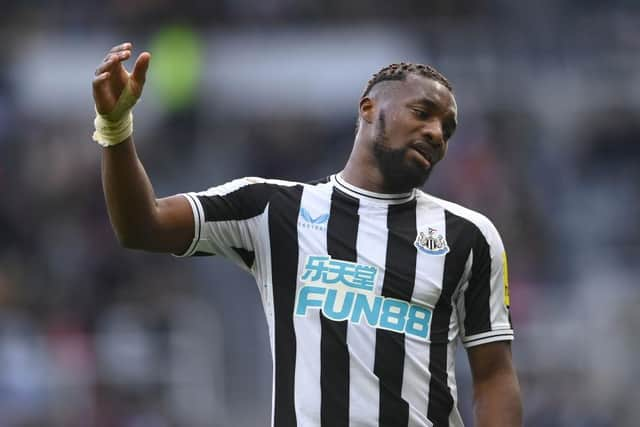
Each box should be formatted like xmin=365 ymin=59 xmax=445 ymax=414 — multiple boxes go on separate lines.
xmin=331 ymin=173 xmax=417 ymax=205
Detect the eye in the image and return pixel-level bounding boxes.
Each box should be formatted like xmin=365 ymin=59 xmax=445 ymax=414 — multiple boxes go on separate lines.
xmin=413 ymin=108 xmax=429 ymax=119
xmin=443 ymin=124 xmax=455 ymax=141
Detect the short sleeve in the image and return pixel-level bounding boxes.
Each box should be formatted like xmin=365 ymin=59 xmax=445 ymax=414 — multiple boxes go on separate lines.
xmin=174 ymin=177 xmax=282 ymax=273
xmin=456 ymin=218 xmax=514 ymax=348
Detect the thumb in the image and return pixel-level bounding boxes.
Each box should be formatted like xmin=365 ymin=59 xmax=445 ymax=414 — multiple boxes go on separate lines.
xmin=130 ymin=52 xmax=151 ymax=97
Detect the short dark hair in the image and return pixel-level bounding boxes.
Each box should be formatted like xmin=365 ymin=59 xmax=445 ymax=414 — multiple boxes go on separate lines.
xmin=361 ymin=62 xmax=453 ymax=98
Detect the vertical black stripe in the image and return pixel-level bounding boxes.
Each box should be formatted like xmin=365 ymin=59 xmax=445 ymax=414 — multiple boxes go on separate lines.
xmin=427 ymin=211 xmax=474 ymax=426
xmin=374 ymin=201 xmax=417 ymax=427
xmin=270 ymin=185 xmax=304 ymax=427
xmin=464 ymin=231 xmax=492 ymax=335
xmin=321 ymin=188 xmax=359 ymax=427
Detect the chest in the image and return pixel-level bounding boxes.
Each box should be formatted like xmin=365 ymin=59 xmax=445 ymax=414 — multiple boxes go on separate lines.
xmin=296 ymin=202 xmax=459 ymax=311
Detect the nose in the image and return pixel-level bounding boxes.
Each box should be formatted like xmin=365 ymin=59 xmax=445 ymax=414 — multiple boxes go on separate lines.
xmin=421 ymin=119 xmax=445 ymax=148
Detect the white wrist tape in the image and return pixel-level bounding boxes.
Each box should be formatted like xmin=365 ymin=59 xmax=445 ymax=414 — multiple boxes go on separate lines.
xmin=92 ymin=110 xmax=133 ymax=147
xmin=92 ymin=83 xmax=140 ymax=147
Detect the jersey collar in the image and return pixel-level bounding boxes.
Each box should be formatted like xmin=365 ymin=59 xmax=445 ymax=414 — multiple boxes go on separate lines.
xmin=331 ymin=173 xmax=417 ymax=205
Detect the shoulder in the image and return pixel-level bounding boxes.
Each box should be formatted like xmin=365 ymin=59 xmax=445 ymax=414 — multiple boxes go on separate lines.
xmin=416 ymin=191 xmax=503 ymax=246
xmin=190 ymin=177 xmax=306 ymax=221
xmin=200 ymin=176 xmax=302 ymax=195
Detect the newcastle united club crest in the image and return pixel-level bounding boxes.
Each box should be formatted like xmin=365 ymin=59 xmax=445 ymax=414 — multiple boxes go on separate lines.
xmin=414 ymin=227 xmax=450 ymax=255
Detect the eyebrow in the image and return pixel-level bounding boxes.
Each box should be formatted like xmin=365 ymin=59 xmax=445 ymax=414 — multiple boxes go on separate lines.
xmin=411 ymin=97 xmax=440 ymax=110
xmin=410 ymin=97 xmax=457 ymax=123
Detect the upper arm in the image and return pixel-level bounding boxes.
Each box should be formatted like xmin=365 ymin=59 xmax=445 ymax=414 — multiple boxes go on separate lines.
xmin=146 ymin=194 xmax=195 ymax=254
xmin=456 ymin=216 xmax=521 ymax=425
xmin=467 ymin=341 xmax=522 ymax=426
xmin=467 ymin=341 xmax=516 ymax=385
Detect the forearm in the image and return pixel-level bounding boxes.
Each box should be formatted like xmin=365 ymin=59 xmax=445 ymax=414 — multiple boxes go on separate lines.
xmin=473 ymin=369 xmax=523 ymax=427
xmin=101 ymin=136 xmax=159 ymax=248
xmin=94 ymin=44 xmax=194 ymax=253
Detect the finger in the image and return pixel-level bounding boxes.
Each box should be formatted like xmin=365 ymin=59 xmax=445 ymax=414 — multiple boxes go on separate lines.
xmin=95 ymin=56 xmax=118 ymax=76
xmin=92 ymin=72 xmax=113 ymax=113
xmin=109 ymin=42 xmax=132 ymax=54
xmin=102 ymin=49 xmax=131 ymax=64
xmin=92 ymin=71 xmax=111 ymax=87
xmin=130 ymin=52 xmax=151 ymax=94
xmin=95 ymin=57 xmax=115 ymax=76
xmin=95 ymin=51 xmax=132 ymax=76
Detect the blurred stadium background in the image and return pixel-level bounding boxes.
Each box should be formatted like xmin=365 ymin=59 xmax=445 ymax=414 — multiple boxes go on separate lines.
xmin=1 ymin=1 xmax=639 ymax=426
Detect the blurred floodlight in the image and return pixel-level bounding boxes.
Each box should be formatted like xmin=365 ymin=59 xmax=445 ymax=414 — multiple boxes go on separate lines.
xmin=149 ymin=25 xmax=204 ymax=112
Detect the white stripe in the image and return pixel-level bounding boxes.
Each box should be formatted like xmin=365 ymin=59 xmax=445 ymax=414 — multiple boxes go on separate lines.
xmin=182 ymin=211 xmax=260 ymax=272
xmin=447 ymin=342 xmax=464 ymax=427
xmin=173 ymin=193 xmax=204 ymax=257
xmin=255 ymin=205 xmax=277 ymax=427
xmin=251 ymin=204 xmax=277 ymax=352
xmin=422 ymin=193 xmax=490 ymax=233
xmin=487 ymin=232 xmax=511 ymax=332
xmin=199 ymin=176 xmax=299 ymax=197
xmin=347 ymin=202 xmax=388 ymax=426
xmin=452 ymin=252 xmax=473 ymax=343
xmin=293 ymin=182 xmax=333 ymax=426
xmin=462 ymin=330 xmax=514 ymax=348
xmin=405 ymin=195 xmax=446 ymax=426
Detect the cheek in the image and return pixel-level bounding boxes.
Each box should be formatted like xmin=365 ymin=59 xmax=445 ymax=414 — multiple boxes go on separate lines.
xmin=390 ymin=116 xmax=418 ymax=138
xmin=438 ymin=143 xmax=449 ymax=161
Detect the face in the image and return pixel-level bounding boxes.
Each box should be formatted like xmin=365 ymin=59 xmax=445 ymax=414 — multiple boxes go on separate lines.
xmin=362 ymin=74 xmax=458 ymax=191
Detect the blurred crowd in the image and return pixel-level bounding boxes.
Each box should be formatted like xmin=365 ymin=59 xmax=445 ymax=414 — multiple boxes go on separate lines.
xmin=1 ymin=1 xmax=639 ymax=426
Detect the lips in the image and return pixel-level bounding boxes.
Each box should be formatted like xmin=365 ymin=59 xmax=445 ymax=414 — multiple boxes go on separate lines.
xmin=410 ymin=143 xmax=435 ymax=167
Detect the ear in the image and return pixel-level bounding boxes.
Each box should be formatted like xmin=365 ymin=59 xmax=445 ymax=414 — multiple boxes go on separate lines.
xmin=359 ymin=97 xmax=375 ymax=124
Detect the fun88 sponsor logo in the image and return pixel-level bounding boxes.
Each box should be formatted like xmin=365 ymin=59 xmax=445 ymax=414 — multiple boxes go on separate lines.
xmin=294 ymin=255 xmax=432 ymax=340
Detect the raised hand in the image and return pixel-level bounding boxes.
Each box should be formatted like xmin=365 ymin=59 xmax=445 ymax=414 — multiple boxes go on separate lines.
xmin=92 ymin=42 xmax=151 ymax=116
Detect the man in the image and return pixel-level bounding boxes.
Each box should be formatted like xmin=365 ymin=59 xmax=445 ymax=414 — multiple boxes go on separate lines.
xmin=92 ymin=42 xmax=522 ymax=427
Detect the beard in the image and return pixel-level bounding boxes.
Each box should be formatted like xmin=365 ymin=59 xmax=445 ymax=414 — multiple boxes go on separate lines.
xmin=372 ymin=110 xmax=433 ymax=192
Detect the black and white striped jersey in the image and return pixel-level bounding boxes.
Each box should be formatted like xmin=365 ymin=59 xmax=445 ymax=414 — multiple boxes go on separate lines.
xmin=177 ymin=173 xmax=513 ymax=427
